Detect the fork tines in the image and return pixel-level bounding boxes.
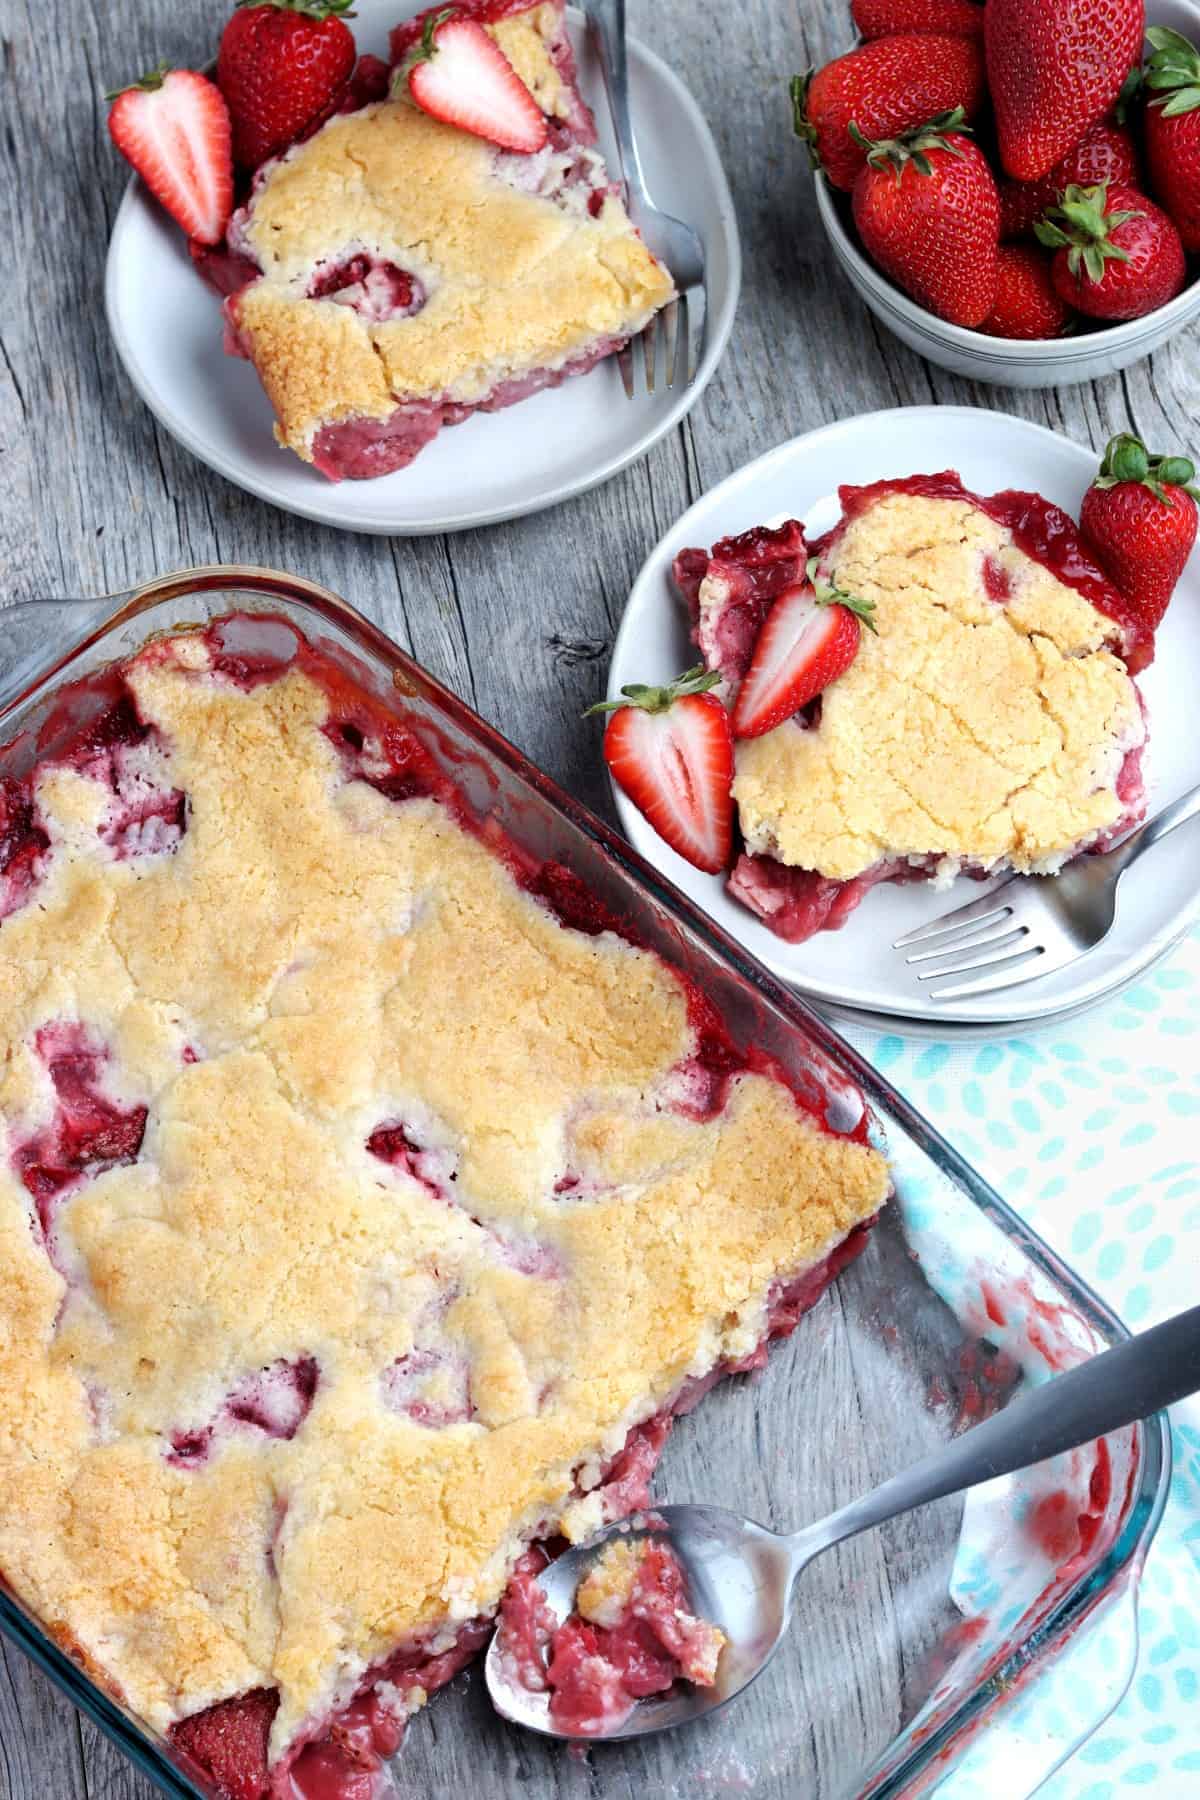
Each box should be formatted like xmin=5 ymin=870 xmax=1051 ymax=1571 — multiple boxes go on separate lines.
xmin=617 ymin=292 xmax=703 ymax=398
xmin=891 ymin=879 xmax=1052 ymax=1000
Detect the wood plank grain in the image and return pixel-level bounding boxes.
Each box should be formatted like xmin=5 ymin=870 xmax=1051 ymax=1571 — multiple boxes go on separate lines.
xmin=0 ymin=0 xmax=1196 ymax=1793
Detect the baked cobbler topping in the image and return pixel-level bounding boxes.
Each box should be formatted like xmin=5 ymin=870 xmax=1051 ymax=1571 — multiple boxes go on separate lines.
xmin=216 ymin=0 xmax=673 ymax=471
xmin=0 ymin=619 xmax=887 ymax=1793
xmin=731 ymin=486 xmax=1144 ymax=882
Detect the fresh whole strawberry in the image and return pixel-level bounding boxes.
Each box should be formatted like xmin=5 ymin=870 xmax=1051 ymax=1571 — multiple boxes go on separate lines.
xmin=998 ymin=120 xmax=1140 ymax=239
xmin=1080 ymin=432 xmax=1199 ymax=638
xmin=587 ymin=668 xmax=733 ymax=874
xmin=106 ymin=66 xmax=233 ymax=246
xmin=985 ymin=0 xmax=1145 ymax=182
xmin=399 ymin=7 xmax=548 ymax=152
xmin=733 ymin=562 xmax=875 ymax=740
xmin=851 ymin=111 xmax=1000 ymax=326
xmin=982 ymin=242 xmax=1075 ymax=337
xmin=790 ymin=33 xmax=985 ymax=192
xmin=1035 ymin=182 xmax=1187 ymax=320
xmin=851 ymin=0 xmax=984 ymax=40
xmin=1144 ymin=26 xmax=1200 ymax=252
xmin=218 ymin=0 xmax=358 ymax=170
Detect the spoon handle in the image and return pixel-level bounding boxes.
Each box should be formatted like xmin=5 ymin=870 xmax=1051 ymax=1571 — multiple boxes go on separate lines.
xmin=795 ymin=1303 xmax=1200 ymax=1565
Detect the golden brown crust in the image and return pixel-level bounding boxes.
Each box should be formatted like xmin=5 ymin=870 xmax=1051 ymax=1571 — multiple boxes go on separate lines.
xmin=231 ymin=5 xmax=673 ymax=459
xmin=730 ymin=492 xmax=1144 ymax=881
xmin=0 ymin=643 xmax=887 ymax=1764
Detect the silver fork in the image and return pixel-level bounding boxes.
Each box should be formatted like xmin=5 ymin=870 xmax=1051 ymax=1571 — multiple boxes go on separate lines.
xmin=893 ymin=781 xmax=1200 ymax=1002
xmin=584 ymin=0 xmax=706 ymax=395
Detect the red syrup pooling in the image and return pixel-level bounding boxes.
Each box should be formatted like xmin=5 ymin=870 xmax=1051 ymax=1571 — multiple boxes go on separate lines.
xmin=166 ymin=1357 xmax=320 ymax=1470
xmin=673 ymin=519 xmax=807 ymax=692
xmin=13 ymin=1024 xmax=148 ymax=1269
xmin=1025 ymin=1440 xmax=1114 ymax=1570
xmin=811 ymin=471 xmax=1151 ymax=671
xmin=285 ymin=1691 xmax=405 ymax=1800
xmin=307 ymin=255 xmax=426 ymax=325
xmin=0 ymin=773 xmax=50 ymax=921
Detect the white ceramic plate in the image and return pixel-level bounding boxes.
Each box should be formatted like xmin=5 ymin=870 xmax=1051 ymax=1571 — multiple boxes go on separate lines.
xmin=608 ymin=406 xmax=1200 ymax=1029
xmin=103 ymin=2 xmax=740 ymax=536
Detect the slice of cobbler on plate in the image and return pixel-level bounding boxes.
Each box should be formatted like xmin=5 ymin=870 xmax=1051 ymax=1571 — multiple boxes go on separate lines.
xmin=673 ymin=473 xmax=1151 ymax=943
xmin=196 ymin=0 xmax=674 ymax=480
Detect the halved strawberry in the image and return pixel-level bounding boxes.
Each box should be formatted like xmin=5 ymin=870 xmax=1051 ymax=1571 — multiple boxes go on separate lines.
xmin=733 ymin=560 xmax=876 ymax=740
xmin=107 ymin=66 xmax=233 ymax=247
xmin=398 ymin=7 xmax=548 ymax=153
xmin=587 ymin=668 xmax=733 ymax=874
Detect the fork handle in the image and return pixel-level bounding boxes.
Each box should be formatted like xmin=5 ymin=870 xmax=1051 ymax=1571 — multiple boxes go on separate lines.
xmin=586 ymin=0 xmax=649 ymax=201
xmin=1109 ymin=779 xmax=1200 ymax=872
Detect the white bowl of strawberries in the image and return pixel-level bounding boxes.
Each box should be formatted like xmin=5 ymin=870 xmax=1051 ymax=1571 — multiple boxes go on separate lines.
xmin=801 ymin=0 xmax=1200 ymax=387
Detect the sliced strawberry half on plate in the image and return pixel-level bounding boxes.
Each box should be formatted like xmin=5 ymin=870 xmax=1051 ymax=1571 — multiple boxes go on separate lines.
xmin=106 ymin=65 xmax=233 ymax=247
xmin=400 ymin=7 xmax=549 ymax=153
xmin=733 ymin=560 xmax=876 ymax=740
xmin=588 ymin=668 xmax=734 ymax=874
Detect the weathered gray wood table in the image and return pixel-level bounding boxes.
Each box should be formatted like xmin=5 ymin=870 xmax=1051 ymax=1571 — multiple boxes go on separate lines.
xmin=2 ymin=0 xmax=1197 ymax=1794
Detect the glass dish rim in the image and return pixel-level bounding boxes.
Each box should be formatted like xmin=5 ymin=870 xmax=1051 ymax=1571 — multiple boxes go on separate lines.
xmin=0 ymin=565 xmax=1173 ymax=1800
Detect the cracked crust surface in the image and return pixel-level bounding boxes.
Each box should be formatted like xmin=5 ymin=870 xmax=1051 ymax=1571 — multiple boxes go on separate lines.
xmin=0 ymin=642 xmax=887 ymax=1766
xmin=730 ymin=492 xmax=1144 ymax=881
xmin=230 ymin=1 xmax=673 ymax=459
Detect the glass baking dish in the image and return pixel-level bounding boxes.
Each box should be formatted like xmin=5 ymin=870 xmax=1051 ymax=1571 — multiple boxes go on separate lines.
xmin=0 ymin=568 xmax=1171 ymax=1800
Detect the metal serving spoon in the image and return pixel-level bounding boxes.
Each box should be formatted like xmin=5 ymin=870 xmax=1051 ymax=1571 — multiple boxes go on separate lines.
xmin=487 ymin=1303 xmax=1200 ymax=1741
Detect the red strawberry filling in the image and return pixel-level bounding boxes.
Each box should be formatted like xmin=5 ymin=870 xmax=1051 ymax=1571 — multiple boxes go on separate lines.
xmin=321 ymin=713 xmax=450 ymax=808
xmin=366 ymin=1123 xmax=456 ymax=1201
xmin=167 ymin=1358 xmax=320 ymax=1469
xmin=674 ymin=519 xmax=808 ymax=690
xmin=499 ymin=1537 xmax=723 ymax=1735
xmin=12 ymin=1024 xmax=149 ymax=1273
xmin=65 ymin=697 xmax=187 ymax=860
xmin=173 ymin=1687 xmax=280 ymax=1800
xmin=0 ymin=775 xmax=50 ymax=922
xmin=306 ymin=334 xmax=630 ymax=482
xmin=307 ymin=255 xmax=426 ymax=324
